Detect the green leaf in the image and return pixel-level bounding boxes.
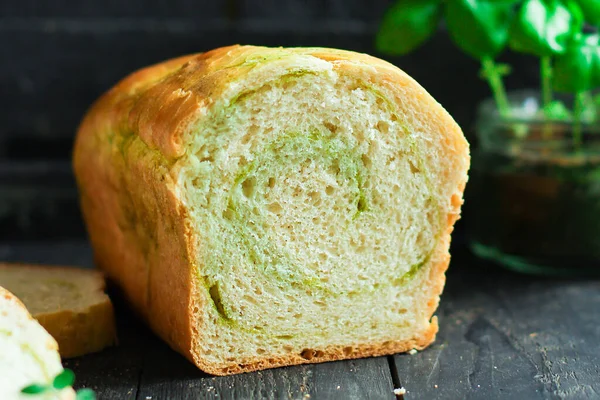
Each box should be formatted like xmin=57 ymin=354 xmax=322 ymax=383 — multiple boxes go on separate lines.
xmin=21 ymin=383 xmax=50 ymax=395
xmin=76 ymin=388 xmax=97 ymax=400
xmin=52 ymin=369 xmax=75 ymax=390
xmin=509 ymin=0 xmax=582 ymax=56
xmin=581 ymin=92 xmax=598 ymax=122
xmin=574 ymin=0 xmax=600 ymax=25
xmin=445 ymin=0 xmax=516 ymax=59
xmin=543 ymin=99 xmax=572 ymax=119
xmin=554 ymin=33 xmax=600 ymax=92
xmin=375 ymin=0 xmax=443 ymax=55
xmin=567 ymin=0 xmax=586 ymax=25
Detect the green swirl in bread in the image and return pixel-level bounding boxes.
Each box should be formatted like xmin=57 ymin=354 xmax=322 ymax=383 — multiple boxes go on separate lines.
xmin=181 ymin=71 xmax=444 ymax=338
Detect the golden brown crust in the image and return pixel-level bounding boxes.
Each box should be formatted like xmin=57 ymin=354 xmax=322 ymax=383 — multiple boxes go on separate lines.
xmin=73 ymin=44 xmax=468 ymax=375
xmin=74 ymin=122 xmax=196 ymax=361
xmin=36 ymin=302 xmax=117 ymax=359
xmin=0 ymin=264 xmax=118 ymax=358
xmin=202 ymin=324 xmax=438 ymax=376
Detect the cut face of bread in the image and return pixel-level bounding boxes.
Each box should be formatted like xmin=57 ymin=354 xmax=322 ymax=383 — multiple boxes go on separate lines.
xmin=73 ymin=45 xmax=469 ymax=375
xmin=0 ymin=264 xmax=117 ymax=359
xmin=0 ymin=287 xmax=75 ymax=400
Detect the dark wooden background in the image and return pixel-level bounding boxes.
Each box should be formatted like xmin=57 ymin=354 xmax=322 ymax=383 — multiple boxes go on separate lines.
xmin=1 ymin=0 xmax=542 ymax=146
xmin=0 ymin=0 xmax=544 ymax=241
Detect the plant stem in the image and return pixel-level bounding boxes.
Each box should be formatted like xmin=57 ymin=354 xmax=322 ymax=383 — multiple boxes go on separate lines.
xmin=540 ymin=56 xmax=552 ymax=108
xmin=573 ymin=91 xmax=585 ymax=151
xmin=540 ymin=56 xmax=553 ymax=138
xmin=481 ymin=57 xmax=510 ymax=118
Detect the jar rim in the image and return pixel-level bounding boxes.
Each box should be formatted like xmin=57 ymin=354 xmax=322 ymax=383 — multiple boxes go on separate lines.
xmin=475 ymin=90 xmax=600 ymax=161
xmin=477 ymin=89 xmax=600 ymax=129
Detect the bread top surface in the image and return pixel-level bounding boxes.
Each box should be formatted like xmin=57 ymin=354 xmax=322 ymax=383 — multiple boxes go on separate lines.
xmin=75 ymin=44 xmax=467 ymax=162
xmin=0 ymin=264 xmax=109 ymax=315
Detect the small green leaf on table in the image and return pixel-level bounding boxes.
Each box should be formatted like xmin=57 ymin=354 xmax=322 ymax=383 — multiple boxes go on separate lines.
xmin=52 ymin=369 xmax=76 ymax=390
xmin=21 ymin=384 xmax=50 ymax=395
xmin=76 ymin=388 xmax=97 ymax=400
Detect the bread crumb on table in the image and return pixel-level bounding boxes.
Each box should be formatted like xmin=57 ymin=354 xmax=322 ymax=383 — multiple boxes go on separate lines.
xmin=393 ymin=387 xmax=406 ymax=395
xmin=408 ymin=349 xmax=418 ymax=355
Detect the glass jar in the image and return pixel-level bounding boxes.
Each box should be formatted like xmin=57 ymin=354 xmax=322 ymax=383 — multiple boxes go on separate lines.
xmin=467 ymin=90 xmax=600 ymax=276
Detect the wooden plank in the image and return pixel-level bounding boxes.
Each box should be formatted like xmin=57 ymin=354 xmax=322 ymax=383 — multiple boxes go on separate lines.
xmin=393 ymin=251 xmax=600 ymax=399
xmin=0 ymin=241 xmax=93 ymax=268
xmin=137 ymin=331 xmax=396 ymax=399
xmin=0 ymin=162 xmax=84 ymax=240
xmin=307 ymin=357 xmax=395 ymax=400
xmin=326 ymin=0 xmax=389 ymax=22
xmin=238 ymin=0 xmax=389 ymax=22
xmin=238 ymin=0 xmax=324 ymax=21
xmin=63 ymin=308 xmax=146 ymax=399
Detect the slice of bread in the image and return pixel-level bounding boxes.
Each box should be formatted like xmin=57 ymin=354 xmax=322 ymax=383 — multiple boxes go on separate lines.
xmin=0 ymin=264 xmax=117 ymax=358
xmin=0 ymin=286 xmax=75 ymax=400
xmin=73 ymin=45 xmax=469 ymax=375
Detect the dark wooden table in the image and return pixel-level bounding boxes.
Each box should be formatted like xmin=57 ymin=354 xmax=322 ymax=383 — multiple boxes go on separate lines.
xmin=1 ymin=241 xmax=599 ymax=400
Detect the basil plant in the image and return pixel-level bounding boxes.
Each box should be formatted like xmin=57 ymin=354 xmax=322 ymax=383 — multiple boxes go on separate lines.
xmin=377 ymin=0 xmax=600 ymax=146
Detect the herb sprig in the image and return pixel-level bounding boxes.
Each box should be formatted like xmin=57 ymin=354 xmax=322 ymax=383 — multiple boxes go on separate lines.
xmin=376 ymin=0 xmax=600 ymax=148
xmin=20 ymin=369 xmax=95 ymax=400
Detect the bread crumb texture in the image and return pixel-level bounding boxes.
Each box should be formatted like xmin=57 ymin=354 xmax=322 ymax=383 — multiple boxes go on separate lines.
xmin=73 ymin=45 xmax=469 ymax=375
xmin=0 ymin=287 xmax=75 ymax=399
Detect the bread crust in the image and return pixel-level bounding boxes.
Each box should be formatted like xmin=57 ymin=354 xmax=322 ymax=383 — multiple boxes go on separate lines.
xmin=35 ymin=301 xmax=116 ymax=359
xmin=0 ymin=264 xmax=117 ymax=358
xmin=73 ymin=45 xmax=469 ymax=375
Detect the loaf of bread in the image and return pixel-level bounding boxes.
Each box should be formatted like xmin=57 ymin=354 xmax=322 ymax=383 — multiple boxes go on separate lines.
xmin=73 ymin=45 xmax=469 ymax=375
xmin=0 ymin=286 xmax=75 ymax=399
xmin=0 ymin=263 xmax=117 ymax=358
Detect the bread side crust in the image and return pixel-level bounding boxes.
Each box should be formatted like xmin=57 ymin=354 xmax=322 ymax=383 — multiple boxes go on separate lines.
xmin=200 ymin=322 xmax=438 ymax=376
xmin=74 ymin=83 xmax=199 ymax=362
xmin=36 ymin=302 xmax=117 ymax=359
xmin=0 ymin=264 xmax=118 ymax=358
xmin=73 ymin=45 xmax=469 ymax=375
